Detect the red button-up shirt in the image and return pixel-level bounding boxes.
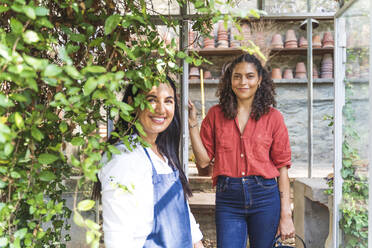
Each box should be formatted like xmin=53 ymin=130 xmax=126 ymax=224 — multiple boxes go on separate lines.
xmin=200 ymin=105 xmax=291 ymax=186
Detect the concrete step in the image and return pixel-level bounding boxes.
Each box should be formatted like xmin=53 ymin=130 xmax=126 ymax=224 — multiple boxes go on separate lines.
xmin=189 ymin=192 xmax=215 ymax=210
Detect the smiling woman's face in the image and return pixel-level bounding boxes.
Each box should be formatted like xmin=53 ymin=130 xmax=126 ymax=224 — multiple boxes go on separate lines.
xmin=138 ymin=83 xmax=175 ymax=139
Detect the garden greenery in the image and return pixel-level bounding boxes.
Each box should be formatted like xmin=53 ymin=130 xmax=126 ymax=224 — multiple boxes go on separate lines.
xmin=0 ymin=0 xmax=262 ymax=247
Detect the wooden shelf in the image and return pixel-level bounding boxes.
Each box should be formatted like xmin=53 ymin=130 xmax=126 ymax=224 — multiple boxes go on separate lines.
xmin=190 ymin=47 xmax=334 ymax=56
xmin=188 ymin=78 xmax=334 ymax=85
xmin=346 ymin=78 xmax=369 ymax=84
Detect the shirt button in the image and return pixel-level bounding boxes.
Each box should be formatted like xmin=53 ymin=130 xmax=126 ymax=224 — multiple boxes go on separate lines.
xmin=242 ymin=172 xmax=245 ymax=176
xmin=240 ymin=153 xmax=244 ymax=158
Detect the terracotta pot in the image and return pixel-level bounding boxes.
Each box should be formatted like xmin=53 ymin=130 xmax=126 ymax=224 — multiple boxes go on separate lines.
xmin=284 ymin=40 xmax=298 ymax=48
xmin=271 ymin=68 xmax=282 ymax=79
xmin=189 ymin=67 xmax=200 ymax=78
xmin=296 ymin=62 xmax=306 ymax=73
xmin=285 ymin=29 xmax=297 ymax=42
xmin=312 ymin=35 xmax=322 ymax=48
xmin=295 ymin=72 xmax=307 ymax=79
xmin=271 ymin=34 xmax=283 ymax=48
xmin=322 ymin=31 xmax=334 ymax=48
xmin=217 ymin=40 xmax=229 ymax=48
xmin=188 ymin=30 xmax=195 ymax=48
xmin=203 ymin=70 xmax=212 ymax=79
xmin=283 ymin=68 xmax=294 ymax=79
xmin=299 ymin=36 xmax=308 ymax=48
xmin=313 ymin=64 xmax=319 ymax=79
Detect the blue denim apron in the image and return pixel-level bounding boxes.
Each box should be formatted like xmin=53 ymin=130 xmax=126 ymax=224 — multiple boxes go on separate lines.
xmin=142 ymin=147 xmax=192 ymax=248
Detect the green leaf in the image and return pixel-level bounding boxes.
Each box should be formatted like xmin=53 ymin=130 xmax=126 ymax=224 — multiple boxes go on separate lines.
xmin=44 ymin=64 xmax=62 ymax=77
xmin=71 ymin=137 xmax=84 ymax=146
xmin=77 ymin=200 xmax=95 ymax=211
xmin=65 ymin=66 xmax=82 ymax=79
xmin=86 ymin=230 xmax=94 ymax=244
xmin=0 ymin=180 xmax=7 ymax=189
xmin=23 ymin=30 xmax=40 ymax=44
xmin=31 ymin=126 xmax=44 ymax=141
xmin=83 ymin=66 xmax=106 ymax=74
xmin=39 ymin=171 xmax=57 ymax=181
xmin=14 ymin=228 xmax=27 ymax=239
xmin=23 ymin=54 xmax=48 ymax=71
xmin=14 ymin=112 xmax=24 ymax=129
xmin=59 ymin=47 xmax=73 ymax=66
xmin=11 ymin=171 xmax=21 ymax=179
xmin=59 ymin=122 xmax=68 ymax=133
xmin=83 ymin=78 xmax=98 ymax=96
xmin=104 ymin=14 xmax=121 ymax=35
xmin=70 ymin=33 xmax=86 ymax=43
xmin=36 ymin=17 xmax=53 ymax=29
xmin=10 ymin=18 xmax=23 ymax=34
xmin=0 ymin=6 xmax=10 ymax=13
xmin=4 ymin=143 xmax=14 ymax=156
xmin=23 ymin=6 xmax=36 ymax=19
xmin=177 ymin=51 xmax=187 ymax=59
xmin=0 ymin=93 xmax=15 ymax=107
xmin=73 ymin=211 xmax=85 ymax=227
xmin=108 ymin=145 xmax=121 ymax=155
xmin=35 ymin=6 xmax=49 ymax=16
xmin=85 ymin=219 xmax=100 ymax=230
xmin=38 ymin=153 xmax=59 ymax=164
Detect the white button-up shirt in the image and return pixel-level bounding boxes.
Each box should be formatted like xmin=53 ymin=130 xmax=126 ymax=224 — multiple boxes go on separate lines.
xmin=99 ymin=144 xmax=203 ymax=248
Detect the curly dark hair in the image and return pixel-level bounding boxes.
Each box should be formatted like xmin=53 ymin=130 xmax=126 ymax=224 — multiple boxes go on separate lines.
xmin=217 ymin=53 xmax=276 ymax=121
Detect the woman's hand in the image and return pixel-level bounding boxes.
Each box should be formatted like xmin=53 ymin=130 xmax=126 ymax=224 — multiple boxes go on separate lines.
xmin=193 ymin=240 xmax=204 ymax=248
xmin=188 ymin=100 xmax=198 ymax=127
xmin=276 ymin=215 xmax=295 ymax=241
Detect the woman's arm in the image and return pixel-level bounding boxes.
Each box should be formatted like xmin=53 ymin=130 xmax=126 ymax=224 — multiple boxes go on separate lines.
xmin=188 ymin=101 xmax=211 ymax=168
xmin=277 ymin=166 xmax=295 ymax=240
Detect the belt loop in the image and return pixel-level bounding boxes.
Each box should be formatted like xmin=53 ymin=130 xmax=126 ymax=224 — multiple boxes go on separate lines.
xmin=254 ymin=176 xmax=260 ymax=184
xmin=223 ymin=177 xmax=229 ymax=191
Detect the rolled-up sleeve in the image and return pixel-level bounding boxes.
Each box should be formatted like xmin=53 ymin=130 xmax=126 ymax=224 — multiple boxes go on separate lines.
xmin=270 ymin=111 xmax=292 ymax=169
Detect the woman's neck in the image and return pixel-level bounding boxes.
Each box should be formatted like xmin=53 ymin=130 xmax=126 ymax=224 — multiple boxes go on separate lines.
xmin=237 ymin=97 xmax=253 ymax=113
xmin=141 ymin=134 xmax=165 ymax=162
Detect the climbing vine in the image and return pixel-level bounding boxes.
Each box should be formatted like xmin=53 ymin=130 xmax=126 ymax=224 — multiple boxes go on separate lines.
xmin=0 ymin=0 xmax=263 ymax=247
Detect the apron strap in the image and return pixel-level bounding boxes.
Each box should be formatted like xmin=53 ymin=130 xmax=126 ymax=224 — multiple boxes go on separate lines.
xmin=143 ymin=147 xmax=158 ymax=177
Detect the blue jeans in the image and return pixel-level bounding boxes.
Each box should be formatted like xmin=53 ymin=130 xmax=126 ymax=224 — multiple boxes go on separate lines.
xmin=215 ymin=175 xmax=280 ymax=248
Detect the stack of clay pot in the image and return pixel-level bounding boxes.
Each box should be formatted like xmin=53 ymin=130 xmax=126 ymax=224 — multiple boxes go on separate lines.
xmin=271 ymin=68 xmax=282 ymax=79
xmin=203 ymin=29 xmax=215 ymax=48
xmin=241 ymin=23 xmax=251 ymax=47
xmin=203 ymin=70 xmax=212 ymax=79
xmin=271 ymin=34 xmax=283 ymax=48
xmin=189 ymin=67 xmax=200 ymax=80
xmin=217 ymin=21 xmax=229 ymax=48
xmin=322 ymin=32 xmax=334 ymax=48
xmin=295 ymin=62 xmax=307 ymax=79
xmin=320 ymin=54 xmax=333 ymax=78
xmin=188 ymin=30 xmax=195 ymax=49
xmin=313 ymin=64 xmax=319 ymax=79
xmin=299 ymin=37 xmax=308 ymax=48
xmin=254 ymin=32 xmax=266 ymax=49
xmin=312 ymin=35 xmax=322 ymax=48
xmin=283 ymin=68 xmax=294 ymax=79
xmin=230 ymin=25 xmax=241 ymax=48
xmin=285 ymin=30 xmax=298 ymax=48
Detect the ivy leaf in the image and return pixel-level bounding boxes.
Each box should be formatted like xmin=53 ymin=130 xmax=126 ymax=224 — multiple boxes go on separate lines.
xmin=71 ymin=137 xmax=84 ymax=146
xmin=38 ymin=153 xmax=59 ymax=164
xmin=14 ymin=112 xmax=25 ymax=129
xmin=77 ymin=200 xmax=95 ymax=211
xmin=39 ymin=171 xmax=57 ymax=182
xmin=31 ymin=126 xmax=44 ymax=141
xmin=65 ymin=66 xmax=82 ymax=79
xmin=83 ymin=78 xmax=98 ymax=96
xmin=10 ymin=18 xmax=23 ymax=34
xmin=59 ymin=122 xmax=68 ymax=133
xmin=44 ymin=64 xmax=62 ymax=77
xmin=104 ymin=14 xmax=121 ymax=35
xmin=22 ymin=6 xmax=36 ymax=20
xmin=14 ymin=228 xmax=27 ymax=239
xmin=35 ymin=6 xmax=49 ymax=16
xmin=0 ymin=93 xmax=15 ymax=107
xmin=108 ymin=145 xmax=121 ymax=155
xmin=73 ymin=211 xmax=85 ymax=227
xmin=83 ymin=66 xmax=106 ymax=74
xmin=23 ymin=30 xmax=40 ymax=44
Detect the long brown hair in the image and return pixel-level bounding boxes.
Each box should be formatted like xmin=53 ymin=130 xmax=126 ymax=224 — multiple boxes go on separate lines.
xmin=217 ymin=53 xmax=276 ymax=120
xmin=92 ymin=77 xmax=192 ymax=200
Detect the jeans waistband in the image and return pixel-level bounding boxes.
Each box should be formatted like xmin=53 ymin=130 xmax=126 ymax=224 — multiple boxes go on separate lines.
xmin=217 ymin=175 xmax=276 ymax=184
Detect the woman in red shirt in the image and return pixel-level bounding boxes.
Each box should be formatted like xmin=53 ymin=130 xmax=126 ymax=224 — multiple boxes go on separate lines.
xmin=189 ymin=53 xmax=295 ymax=248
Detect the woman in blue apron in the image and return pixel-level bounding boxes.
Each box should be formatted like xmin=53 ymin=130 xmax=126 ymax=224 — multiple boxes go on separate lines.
xmin=93 ymin=77 xmax=204 ymax=248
